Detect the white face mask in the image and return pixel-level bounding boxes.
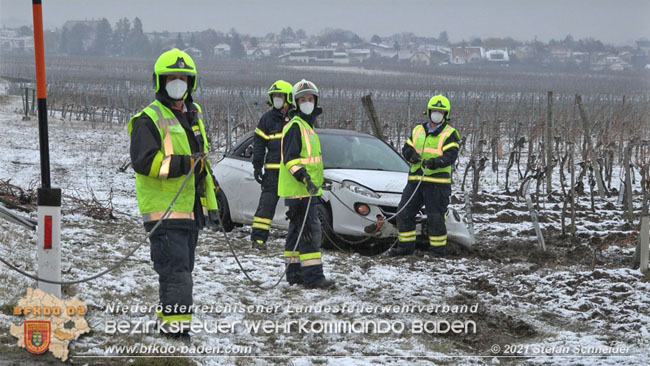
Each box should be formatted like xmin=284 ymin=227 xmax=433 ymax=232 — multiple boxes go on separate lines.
xmin=299 ymin=102 xmax=315 ymax=115
xmin=430 ymin=111 xmax=444 ymax=124
xmin=166 ymin=79 xmax=187 ymax=100
xmin=272 ymin=97 xmax=285 ymax=109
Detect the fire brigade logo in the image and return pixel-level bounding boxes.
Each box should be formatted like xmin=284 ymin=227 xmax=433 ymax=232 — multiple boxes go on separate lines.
xmin=10 ymin=288 xmax=90 ymax=361
xmin=24 ymin=321 xmax=51 ymax=354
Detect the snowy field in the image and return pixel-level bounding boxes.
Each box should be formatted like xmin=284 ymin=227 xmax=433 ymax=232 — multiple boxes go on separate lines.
xmin=0 ymin=78 xmax=649 ymax=365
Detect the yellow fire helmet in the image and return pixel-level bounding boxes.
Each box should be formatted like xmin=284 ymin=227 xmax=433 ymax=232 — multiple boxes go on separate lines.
xmin=427 ymin=95 xmax=451 ymax=120
xmin=267 ymin=80 xmax=293 ymax=107
xmin=152 ymin=48 xmax=198 ymax=93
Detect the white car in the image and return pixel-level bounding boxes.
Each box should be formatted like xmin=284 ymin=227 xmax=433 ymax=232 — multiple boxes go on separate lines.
xmin=213 ymin=129 xmax=473 ymax=248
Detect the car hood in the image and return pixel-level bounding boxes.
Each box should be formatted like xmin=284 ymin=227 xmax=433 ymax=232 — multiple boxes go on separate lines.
xmin=324 ymin=169 xmax=408 ymax=193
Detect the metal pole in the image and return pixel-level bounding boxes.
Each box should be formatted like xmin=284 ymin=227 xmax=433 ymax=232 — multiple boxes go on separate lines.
xmin=464 ymin=191 xmax=475 ymax=240
xmin=33 ymin=0 xmax=62 ymax=298
xmin=546 ymin=91 xmax=553 ymax=195
xmin=226 ymin=91 xmax=232 ymax=154
xmin=523 ymin=180 xmax=546 ymax=251
xmin=638 ymin=217 xmax=649 ymax=274
xmin=239 ymin=91 xmax=258 ymax=123
xmin=24 ymin=87 xmax=29 ymax=118
xmin=32 ymin=87 xmax=36 ymax=115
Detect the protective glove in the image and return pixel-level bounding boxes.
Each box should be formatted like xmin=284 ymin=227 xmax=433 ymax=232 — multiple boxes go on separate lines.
xmin=303 ymin=176 xmax=320 ymax=196
xmin=423 ymin=158 xmax=438 ymax=170
xmin=207 ymin=210 xmax=220 ymax=230
xmin=189 ymin=152 xmax=207 ymax=174
xmin=254 ymin=167 xmax=263 ymax=184
xmin=409 ymin=153 xmax=422 ymax=164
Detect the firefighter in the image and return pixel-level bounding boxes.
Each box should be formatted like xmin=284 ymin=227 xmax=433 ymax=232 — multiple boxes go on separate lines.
xmin=278 ymin=79 xmax=335 ymax=289
xmin=389 ymin=95 xmax=461 ymax=258
xmin=250 ymin=80 xmax=293 ymax=250
xmin=128 ymin=49 xmax=219 ymax=338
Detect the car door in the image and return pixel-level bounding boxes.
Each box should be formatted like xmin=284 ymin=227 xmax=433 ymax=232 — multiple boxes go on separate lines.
xmin=218 ymin=136 xmax=261 ymax=223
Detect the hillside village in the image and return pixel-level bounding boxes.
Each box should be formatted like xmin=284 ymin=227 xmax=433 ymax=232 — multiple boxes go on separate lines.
xmin=1 ymin=18 xmax=650 ymax=71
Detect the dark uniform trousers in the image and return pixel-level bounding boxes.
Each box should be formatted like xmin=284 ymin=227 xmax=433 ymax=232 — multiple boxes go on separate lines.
xmin=251 ymin=169 xmax=280 ymax=243
xmin=145 ymin=219 xmax=198 ymax=318
xmin=396 ymin=181 xmax=451 ymax=253
xmin=284 ymin=197 xmax=324 ymax=284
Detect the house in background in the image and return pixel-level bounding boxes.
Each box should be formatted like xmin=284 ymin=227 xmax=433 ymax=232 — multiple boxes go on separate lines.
xmin=247 ymin=48 xmax=271 ymax=60
xmin=514 ymin=44 xmax=535 ymax=62
xmin=333 ymin=52 xmax=350 ymax=64
xmin=347 ymin=48 xmax=371 ymax=63
xmin=409 ymin=51 xmax=431 ymax=66
xmin=395 ymin=49 xmax=415 ymax=63
xmin=278 ymin=48 xmax=336 ymax=63
xmin=636 ymin=39 xmax=650 ymax=56
xmin=213 ymin=43 xmax=231 ymax=57
xmin=485 ymin=48 xmax=509 ymax=62
xmin=0 ymin=28 xmax=34 ymax=54
xmin=279 ymin=42 xmax=302 ymax=52
xmin=549 ymin=45 xmax=572 ymax=61
xmin=183 ymin=47 xmax=202 ymax=59
xmin=450 ymin=47 xmax=484 ymax=64
xmin=368 ymin=42 xmax=397 ymax=59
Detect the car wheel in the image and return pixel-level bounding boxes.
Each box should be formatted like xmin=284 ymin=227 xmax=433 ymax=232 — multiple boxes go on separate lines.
xmin=216 ymin=189 xmax=235 ymax=232
xmin=316 ymin=202 xmax=334 ymax=250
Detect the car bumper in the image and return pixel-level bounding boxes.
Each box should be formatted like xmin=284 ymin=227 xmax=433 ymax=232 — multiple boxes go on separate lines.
xmin=325 ymin=187 xmax=424 ymax=239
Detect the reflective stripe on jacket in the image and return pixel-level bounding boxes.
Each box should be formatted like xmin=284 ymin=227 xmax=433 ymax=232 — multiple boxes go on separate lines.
xmin=128 ymin=100 xmax=218 ymax=221
xmin=278 ymin=116 xmax=324 ymax=198
xmin=407 ymin=124 xmax=460 ymax=184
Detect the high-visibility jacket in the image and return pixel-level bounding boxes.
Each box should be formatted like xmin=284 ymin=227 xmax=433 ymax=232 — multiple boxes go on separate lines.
xmin=128 ymin=100 xmax=218 ymax=222
xmin=407 ymin=123 xmax=460 ymax=184
xmin=252 ymin=108 xmax=287 ymax=171
xmin=278 ymin=116 xmax=324 ymax=198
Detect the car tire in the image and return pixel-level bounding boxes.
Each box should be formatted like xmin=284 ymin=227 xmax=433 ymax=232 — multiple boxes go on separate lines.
xmin=316 ymin=202 xmax=334 ymax=250
xmin=216 ymin=189 xmax=235 ymax=232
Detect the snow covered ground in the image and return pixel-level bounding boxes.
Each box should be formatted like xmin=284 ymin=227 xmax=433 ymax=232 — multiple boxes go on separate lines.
xmin=0 ymin=80 xmax=649 ymax=365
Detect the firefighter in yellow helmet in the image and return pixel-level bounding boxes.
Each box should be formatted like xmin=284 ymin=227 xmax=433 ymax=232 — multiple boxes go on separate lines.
xmin=389 ymin=95 xmax=461 ymax=258
xmin=250 ymin=80 xmax=293 ymax=250
xmin=128 ymin=49 xmax=219 ymax=339
xmin=278 ymin=79 xmax=335 ymax=289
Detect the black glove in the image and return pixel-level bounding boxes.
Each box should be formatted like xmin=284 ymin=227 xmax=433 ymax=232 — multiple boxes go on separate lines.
xmin=189 ymin=152 xmax=207 ymax=174
xmin=423 ymin=158 xmax=438 ymax=170
xmin=207 ymin=210 xmax=220 ymax=230
xmin=409 ymin=153 xmax=422 ymax=164
xmin=303 ymin=176 xmax=320 ymax=195
xmin=254 ymin=168 xmax=263 ymax=184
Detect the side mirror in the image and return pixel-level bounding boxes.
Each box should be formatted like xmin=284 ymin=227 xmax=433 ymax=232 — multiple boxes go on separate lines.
xmin=242 ymin=144 xmax=253 ymax=158
xmin=322 ymin=179 xmax=333 ymax=191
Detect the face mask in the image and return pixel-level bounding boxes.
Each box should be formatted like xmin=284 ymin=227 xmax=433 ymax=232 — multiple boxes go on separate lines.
xmin=272 ymin=97 xmax=285 ymax=109
xmin=166 ymin=79 xmax=187 ymax=100
xmin=430 ymin=111 xmax=444 ymax=124
xmin=299 ymin=102 xmax=315 ymax=115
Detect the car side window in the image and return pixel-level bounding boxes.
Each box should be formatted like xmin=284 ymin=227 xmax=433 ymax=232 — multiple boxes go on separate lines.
xmin=241 ymin=144 xmax=253 ymax=159
xmin=231 ymin=137 xmax=254 ymax=161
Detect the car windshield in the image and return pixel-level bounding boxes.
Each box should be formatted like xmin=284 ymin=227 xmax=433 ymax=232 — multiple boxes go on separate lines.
xmin=320 ymin=133 xmax=409 ymax=172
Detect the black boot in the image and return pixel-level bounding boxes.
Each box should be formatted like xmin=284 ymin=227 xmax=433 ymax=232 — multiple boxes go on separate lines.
xmin=304 ymin=277 xmax=336 ymax=289
xmin=428 ymin=246 xmax=446 ymax=258
xmin=251 ymin=240 xmax=266 ymax=250
xmin=286 ymin=263 xmax=303 ymax=285
xmin=302 ymin=264 xmax=335 ymax=289
xmin=388 ymin=243 xmax=415 ymax=257
xmin=157 ymin=318 xmax=191 ymax=343
xmin=164 ymin=331 xmax=191 ymax=344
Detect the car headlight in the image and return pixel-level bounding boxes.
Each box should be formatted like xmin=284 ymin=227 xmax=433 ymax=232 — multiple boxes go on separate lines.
xmin=341 ymin=180 xmax=380 ymax=199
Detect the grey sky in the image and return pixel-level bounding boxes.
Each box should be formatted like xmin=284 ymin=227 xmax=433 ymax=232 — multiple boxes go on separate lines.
xmin=1 ymin=0 xmax=648 ymax=46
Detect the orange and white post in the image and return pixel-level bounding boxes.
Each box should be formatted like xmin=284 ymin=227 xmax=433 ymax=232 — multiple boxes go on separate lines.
xmin=32 ymin=0 xmax=62 ymax=297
